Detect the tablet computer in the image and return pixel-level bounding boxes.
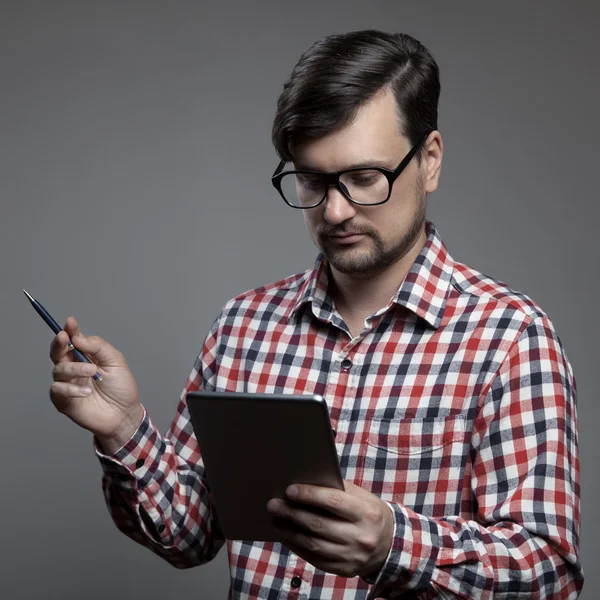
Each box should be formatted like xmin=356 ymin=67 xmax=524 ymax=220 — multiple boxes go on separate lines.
xmin=186 ymin=391 xmax=344 ymax=541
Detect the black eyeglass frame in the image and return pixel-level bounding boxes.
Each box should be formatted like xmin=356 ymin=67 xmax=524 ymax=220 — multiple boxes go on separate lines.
xmin=271 ymin=132 xmax=430 ymax=209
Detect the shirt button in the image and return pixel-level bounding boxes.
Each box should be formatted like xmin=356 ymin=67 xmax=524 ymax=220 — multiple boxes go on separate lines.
xmin=135 ymin=459 xmax=144 ymax=469
xmin=341 ymin=358 xmax=352 ymax=371
xmin=157 ymin=524 xmax=166 ymax=533
xmin=291 ymin=576 xmax=302 ymax=589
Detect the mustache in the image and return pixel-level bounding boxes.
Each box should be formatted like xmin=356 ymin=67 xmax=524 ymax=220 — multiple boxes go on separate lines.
xmin=318 ymin=224 xmax=373 ymax=237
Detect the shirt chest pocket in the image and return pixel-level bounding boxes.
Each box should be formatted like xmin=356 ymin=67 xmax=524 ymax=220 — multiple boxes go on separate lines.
xmin=366 ymin=414 xmax=466 ymax=455
xmin=361 ymin=415 xmax=468 ymax=515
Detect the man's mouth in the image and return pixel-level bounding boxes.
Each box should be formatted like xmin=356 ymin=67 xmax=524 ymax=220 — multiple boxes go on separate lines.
xmin=328 ymin=233 xmax=366 ymax=244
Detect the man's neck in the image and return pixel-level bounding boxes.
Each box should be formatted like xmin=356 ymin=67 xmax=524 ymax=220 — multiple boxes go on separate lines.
xmin=328 ymin=228 xmax=427 ymax=324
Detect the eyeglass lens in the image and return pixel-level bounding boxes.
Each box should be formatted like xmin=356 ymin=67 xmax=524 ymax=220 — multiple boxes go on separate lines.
xmin=279 ymin=169 xmax=389 ymax=207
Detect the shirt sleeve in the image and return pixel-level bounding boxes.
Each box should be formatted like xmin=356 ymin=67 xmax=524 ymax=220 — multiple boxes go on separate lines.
xmin=367 ymin=315 xmax=584 ymax=599
xmin=94 ymin=314 xmax=227 ymax=568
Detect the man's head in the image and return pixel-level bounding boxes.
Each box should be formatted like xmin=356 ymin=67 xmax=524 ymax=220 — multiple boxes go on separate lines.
xmin=271 ymin=30 xmax=443 ymax=277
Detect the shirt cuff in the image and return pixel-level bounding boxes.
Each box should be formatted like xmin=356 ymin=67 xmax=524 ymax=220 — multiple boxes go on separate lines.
xmin=367 ymin=503 xmax=440 ymax=598
xmin=93 ymin=405 xmax=164 ymax=492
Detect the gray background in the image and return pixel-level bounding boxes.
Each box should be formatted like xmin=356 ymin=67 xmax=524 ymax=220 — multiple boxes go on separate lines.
xmin=1 ymin=1 xmax=597 ymax=598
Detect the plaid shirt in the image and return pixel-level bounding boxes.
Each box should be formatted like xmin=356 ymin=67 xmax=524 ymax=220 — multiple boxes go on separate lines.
xmin=97 ymin=221 xmax=583 ymax=599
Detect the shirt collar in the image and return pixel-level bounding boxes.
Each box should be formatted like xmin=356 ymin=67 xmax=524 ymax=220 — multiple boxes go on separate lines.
xmin=284 ymin=220 xmax=454 ymax=329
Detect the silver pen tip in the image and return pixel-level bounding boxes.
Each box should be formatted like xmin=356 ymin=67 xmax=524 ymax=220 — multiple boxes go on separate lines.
xmin=23 ymin=289 xmax=35 ymax=302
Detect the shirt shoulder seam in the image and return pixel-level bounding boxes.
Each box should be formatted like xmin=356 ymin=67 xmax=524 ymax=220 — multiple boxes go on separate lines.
xmin=450 ymin=262 xmax=548 ymax=322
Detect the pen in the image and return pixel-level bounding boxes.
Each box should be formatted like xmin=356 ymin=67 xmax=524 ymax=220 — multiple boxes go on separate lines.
xmin=23 ymin=289 xmax=103 ymax=381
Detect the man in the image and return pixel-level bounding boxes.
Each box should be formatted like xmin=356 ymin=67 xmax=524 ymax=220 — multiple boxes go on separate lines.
xmin=49 ymin=30 xmax=583 ymax=599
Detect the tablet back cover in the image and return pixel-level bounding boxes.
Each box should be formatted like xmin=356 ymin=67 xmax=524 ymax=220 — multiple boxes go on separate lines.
xmin=186 ymin=391 xmax=344 ymax=541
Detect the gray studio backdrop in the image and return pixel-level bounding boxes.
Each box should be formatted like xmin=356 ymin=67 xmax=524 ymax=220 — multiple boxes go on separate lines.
xmin=1 ymin=1 xmax=597 ymax=598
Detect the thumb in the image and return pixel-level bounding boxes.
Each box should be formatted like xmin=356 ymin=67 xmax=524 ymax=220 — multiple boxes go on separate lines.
xmin=71 ymin=332 xmax=124 ymax=368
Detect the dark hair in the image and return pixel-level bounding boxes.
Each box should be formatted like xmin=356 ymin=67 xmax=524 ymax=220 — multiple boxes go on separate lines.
xmin=271 ymin=30 xmax=440 ymax=164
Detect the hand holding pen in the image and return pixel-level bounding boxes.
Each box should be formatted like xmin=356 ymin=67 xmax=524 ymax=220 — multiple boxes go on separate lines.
xmin=24 ymin=290 xmax=144 ymax=453
xmin=23 ymin=290 xmax=104 ymax=381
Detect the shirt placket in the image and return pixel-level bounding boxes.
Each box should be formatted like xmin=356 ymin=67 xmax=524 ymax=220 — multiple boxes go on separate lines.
xmin=324 ymin=325 xmax=373 ymax=451
xmin=324 ymin=312 xmax=387 ymax=488
xmin=281 ymin=552 xmax=312 ymax=600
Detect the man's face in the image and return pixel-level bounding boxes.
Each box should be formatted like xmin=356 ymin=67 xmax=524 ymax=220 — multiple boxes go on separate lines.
xmin=292 ymin=88 xmax=441 ymax=277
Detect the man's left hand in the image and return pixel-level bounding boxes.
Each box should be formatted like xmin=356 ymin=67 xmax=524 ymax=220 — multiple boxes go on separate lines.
xmin=266 ymin=481 xmax=394 ymax=579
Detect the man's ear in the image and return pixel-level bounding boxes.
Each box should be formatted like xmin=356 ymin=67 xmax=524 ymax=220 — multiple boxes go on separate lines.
xmin=424 ymin=131 xmax=443 ymax=194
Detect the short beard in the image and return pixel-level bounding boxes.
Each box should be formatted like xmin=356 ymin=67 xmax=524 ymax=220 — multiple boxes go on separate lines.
xmin=318 ymin=178 xmax=427 ymax=276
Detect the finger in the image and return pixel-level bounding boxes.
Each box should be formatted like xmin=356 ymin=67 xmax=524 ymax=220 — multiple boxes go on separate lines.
xmin=278 ymin=539 xmax=324 ymax=570
xmin=63 ymin=316 xmax=81 ymax=340
xmin=49 ymin=381 xmax=93 ymax=411
xmin=52 ymin=361 xmax=98 ymax=382
xmin=69 ymin=332 xmax=123 ymax=368
xmin=49 ymin=330 xmax=75 ymax=365
xmin=342 ymin=481 xmax=373 ymax=498
xmin=279 ymin=536 xmax=360 ymax=579
xmin=49 ymin=316 xmax=82 ymax=364
xmin=268 ymin=499 xmax=349 ymax=544
xmin=276 ymin=531 xmax=347 ymax=567
xmin=285 ymin=484 xmax=361 ymax=521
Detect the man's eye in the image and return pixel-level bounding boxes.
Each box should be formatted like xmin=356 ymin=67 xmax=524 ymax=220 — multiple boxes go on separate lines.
xmin=351 ymin=175 xmax=377 ymax=185
xmin=297 ymin=175 xmax=323 ymax=189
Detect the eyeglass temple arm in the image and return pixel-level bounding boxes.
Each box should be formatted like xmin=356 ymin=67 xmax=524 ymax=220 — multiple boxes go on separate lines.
xmin=272 ymin=160 xmax=286 ymax=178
xmin=392 ymin=133 xmax=429 ymax=177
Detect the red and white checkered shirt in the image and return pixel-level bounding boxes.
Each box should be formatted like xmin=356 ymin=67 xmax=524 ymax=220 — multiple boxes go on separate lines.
xmin=97 ymin=221 xmax=583 ymax=599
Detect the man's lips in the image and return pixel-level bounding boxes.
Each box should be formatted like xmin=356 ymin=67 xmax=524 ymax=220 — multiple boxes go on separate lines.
xmin=327 ymin=232 xmax=366 ymax=244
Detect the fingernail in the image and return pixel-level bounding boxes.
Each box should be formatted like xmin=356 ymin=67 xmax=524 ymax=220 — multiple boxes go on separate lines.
xmin=286 ymin=485 xmax=298 ymax=498
xmin=267 ymin=498 xmax=283 ymax=511
xmin=85 ymin=365 xmax=97 ymax=375
xmin=80 ymin=386 xmax=92 ymax=395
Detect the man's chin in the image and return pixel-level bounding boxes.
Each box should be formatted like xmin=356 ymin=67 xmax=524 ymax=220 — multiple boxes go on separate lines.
xmin=323 ymin=250 xmax=380 ymax=276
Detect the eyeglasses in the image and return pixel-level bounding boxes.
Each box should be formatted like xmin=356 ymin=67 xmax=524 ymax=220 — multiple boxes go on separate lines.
xmin=271 ymin=133 xmax=429 ymax=209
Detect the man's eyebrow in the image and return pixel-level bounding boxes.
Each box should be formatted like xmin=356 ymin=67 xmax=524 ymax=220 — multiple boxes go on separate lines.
xmin=293 ymin=158 xmax=395 ymax=171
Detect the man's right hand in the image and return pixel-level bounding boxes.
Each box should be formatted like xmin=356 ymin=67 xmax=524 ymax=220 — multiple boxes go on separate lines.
xmin=49 ymin=316 xmax=143 ymax=454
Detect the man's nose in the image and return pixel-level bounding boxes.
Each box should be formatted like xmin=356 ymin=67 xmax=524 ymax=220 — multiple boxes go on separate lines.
xmin=323 ymin=185 xmax=357 ymax=224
